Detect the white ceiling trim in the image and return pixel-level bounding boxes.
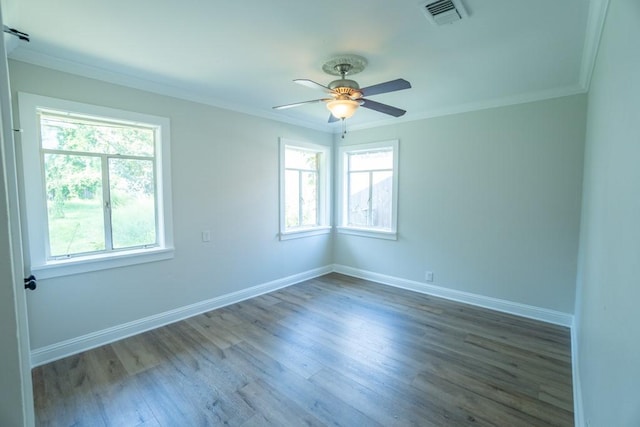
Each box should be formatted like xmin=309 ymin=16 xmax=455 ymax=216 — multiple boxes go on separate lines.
xmin=7 ymin=48 xmax=331 ymax=133
xmin=579 ymin=0 xmax=611 ymax=91
xmin=346 ymin=84 xmax=588 ymax=133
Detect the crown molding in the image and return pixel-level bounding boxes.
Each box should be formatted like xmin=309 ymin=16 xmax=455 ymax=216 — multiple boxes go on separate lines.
xmin=579 ymin=0 xmax=610 ymax=91
xmin=343 ymin=83 xmax=588 ymax=134
xmin=7 ymin=48 xmax=332 ymax=133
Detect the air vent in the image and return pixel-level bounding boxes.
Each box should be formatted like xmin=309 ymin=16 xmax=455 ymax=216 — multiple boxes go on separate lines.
xmin=420 ymin=0 xmax=468 ymax=26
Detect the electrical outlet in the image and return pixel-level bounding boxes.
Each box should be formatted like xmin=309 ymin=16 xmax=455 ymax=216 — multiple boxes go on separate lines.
xmin=201 ymin=230 xmax=211 ymax=242
xmin=425 ymin=271 xmax=434 ymax=282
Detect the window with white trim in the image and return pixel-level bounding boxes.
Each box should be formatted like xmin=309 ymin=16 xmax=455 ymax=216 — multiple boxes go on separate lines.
xmin=18 ymin=93 xmax=174 ymax=278
xmin=279 ymin=139 xmax=331 ymax=240
xmin=337 ymin=140 xmax=399 ymax=240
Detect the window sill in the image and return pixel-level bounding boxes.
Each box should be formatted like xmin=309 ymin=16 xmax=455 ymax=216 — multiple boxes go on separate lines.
xmin=336 ymin=226 xmax=397 ymax=241
xmin=279 ymin=226 xmax=332 ymax=241
xmin=30 ymin=247 xmax=175 ymax=279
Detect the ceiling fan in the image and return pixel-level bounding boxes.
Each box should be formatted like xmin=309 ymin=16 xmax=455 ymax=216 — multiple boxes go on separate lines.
xmin=273 ymin=55 xmax=411 ymax=124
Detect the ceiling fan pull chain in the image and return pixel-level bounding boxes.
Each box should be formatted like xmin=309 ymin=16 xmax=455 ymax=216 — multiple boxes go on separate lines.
xmin=342 ymin=118 xmax=347 ymax=139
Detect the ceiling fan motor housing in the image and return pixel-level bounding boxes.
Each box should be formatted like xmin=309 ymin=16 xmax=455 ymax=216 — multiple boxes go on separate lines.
xmin=329 ymin=79 xmax=362 ymax=99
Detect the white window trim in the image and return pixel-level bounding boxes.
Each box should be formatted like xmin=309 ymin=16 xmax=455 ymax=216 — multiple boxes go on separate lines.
xmin=17 ymin=92 xmax=174 ymax=279
xmin=279 ymin=138 xmax=331 ymax=240
xmin=337 ymin=139 xmax=399 ymax=240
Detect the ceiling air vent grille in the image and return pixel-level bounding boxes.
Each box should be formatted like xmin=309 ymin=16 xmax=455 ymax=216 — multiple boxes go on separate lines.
xmin=421 ymin=0 xmax=468 ymax=26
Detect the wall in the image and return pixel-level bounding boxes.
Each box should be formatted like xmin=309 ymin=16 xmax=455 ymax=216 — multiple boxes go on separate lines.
xmin=9 ymin=60 xmax=333 ymax=351
xmin=335 ymin=95 xmax=586 ymax=314
xmin=9 ymin=58 xmax=589 ymax=359
xmin=575 ymin=0 xmax=640 ymax=425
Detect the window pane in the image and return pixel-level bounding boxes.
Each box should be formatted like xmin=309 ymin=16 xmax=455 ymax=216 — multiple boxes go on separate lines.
xmin=40 ymin=114 xmax=155 ymax=156
xmin=285 ymin=169 xmax=300 ymax=228
xmin=348 ymin=171 xmax=370 ymax=227
xmin=44 ymin=153 xmax=105 ymax=256
xmin=348 ymin=149 xmax=392 ymax=171
xmin=300 ymin=171 xmax=318 ymax=226
xmin=371 ymin=171 xmax=393 ymax=229
xmin=109 ymin=158 xmax=157 ymax=249
xmin=285 ymin=147 xmax=318 ymax=170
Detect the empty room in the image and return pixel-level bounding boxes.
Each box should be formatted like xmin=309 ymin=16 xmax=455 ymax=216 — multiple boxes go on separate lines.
xmin=0 ymin=0 xmax=638 ymax=426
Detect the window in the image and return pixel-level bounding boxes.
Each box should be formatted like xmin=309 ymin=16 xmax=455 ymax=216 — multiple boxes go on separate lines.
xmin=279 ymin=139 xmax=331 ymax=240
xmin=18 ymin=93 xmax=174 ymax=278
xmin=337 ymin=140 xmax=399 ymax=240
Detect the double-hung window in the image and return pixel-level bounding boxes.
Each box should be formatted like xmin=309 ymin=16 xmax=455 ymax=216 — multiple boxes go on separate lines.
xmin=337 ymin=140 xmax=399 ymax=240
xmin=18 ymin=93 xmax=174 ymax=278
xmin=279 ymin=139 xmax=331 ymax=240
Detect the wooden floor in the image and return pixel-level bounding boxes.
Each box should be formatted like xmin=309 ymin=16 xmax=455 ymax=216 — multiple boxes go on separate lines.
xmin=33 ymin=273 xmax=574 ymax=426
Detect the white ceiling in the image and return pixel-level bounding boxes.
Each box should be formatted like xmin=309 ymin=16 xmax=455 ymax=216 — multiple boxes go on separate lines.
xmin=2 ymin=0 xmax=604 ymax=132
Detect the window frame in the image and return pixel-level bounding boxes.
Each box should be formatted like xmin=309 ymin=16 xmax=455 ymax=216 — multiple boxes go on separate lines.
xmin=279 ymin=138 xmax=331 ymax=240
xmin=18 ymin=92 xmax=174 ymax=279
xmin=336 ymin=140 xmax=399 ymax=240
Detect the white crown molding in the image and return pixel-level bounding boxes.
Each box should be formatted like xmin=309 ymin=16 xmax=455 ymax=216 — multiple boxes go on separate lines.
xmin=7 ymin=48 xmax=331 ymax=133
xmin=332 ymin=264 xmax=574 ymax=327
xmin=30 ymin=265 xmax=333 ymax=367
xmin=579 ymin=0 xmax=611 ymax=91
xmin=343 ymin=83 xmax=588 ymax=134
xmin=11 ymin=43 xmax=594 ymax=138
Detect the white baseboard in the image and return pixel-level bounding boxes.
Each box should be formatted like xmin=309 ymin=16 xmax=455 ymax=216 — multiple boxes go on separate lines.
xmin=30 ymin=265 xmax=333 ymax=367
xmin=571 ymin=323 xmax=584 ymax=426
xmin=31 ymin=264 xmax=574 ymax=368
xmin=332 ymin=264 xmax=574 ymax=327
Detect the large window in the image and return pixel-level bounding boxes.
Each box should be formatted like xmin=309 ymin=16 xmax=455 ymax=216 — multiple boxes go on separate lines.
xmin=337 ymin=140 xmax=399 ymax=240
xmin=279 ymin=139 xmax=330 ymax=240
xmin=18 ymin=93 xmax=174 ymax=278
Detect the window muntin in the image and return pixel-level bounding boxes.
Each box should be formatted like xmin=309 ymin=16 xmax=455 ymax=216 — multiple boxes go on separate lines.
xmin=279 ymin=139 xmax=330 ymax=240
xmin=18 ymin=93 xmax=174 ymax=278
xmin=40 ymin=112 xmax=159 ymax=259
xmin=338 ymin=140 xmax=399 ymax=240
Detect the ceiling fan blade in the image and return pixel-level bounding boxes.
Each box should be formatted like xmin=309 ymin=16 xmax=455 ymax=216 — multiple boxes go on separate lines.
xmin=273 ymin=98 xmax=331 ymax=110
xmin=361 ymin=98 xmax=407 ymax=117
xmin=361 ymin=78 xmax=411 ymax=97
xmin=294 ymin=79 xmax=334 ymax=93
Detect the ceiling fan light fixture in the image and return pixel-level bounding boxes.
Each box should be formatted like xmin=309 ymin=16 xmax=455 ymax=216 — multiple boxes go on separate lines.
xmin=327 ymin=98 xmax=359 ymax=119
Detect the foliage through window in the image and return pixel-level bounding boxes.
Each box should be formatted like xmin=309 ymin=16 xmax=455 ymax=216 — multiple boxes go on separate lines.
xmin=338 ymin=140 xmax=399 ymax=239
xmin=41 ymin=114 xmax=158 ymax=257
xmin=279 ymin=139 xmax=330 ymax=239
xmin=18 ymin=93 xmax=173 ymax=278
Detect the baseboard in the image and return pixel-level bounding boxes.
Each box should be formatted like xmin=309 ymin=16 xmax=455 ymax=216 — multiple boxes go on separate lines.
xmin=571 ymin=323 xmax=584 ymax=426
xmin=30 ymin=265 xmax=333 ymax=367
xmin=332 ymin=264 xmax=573 ymax=327
xmin=30 ymin=264 xmax=574 ymax=367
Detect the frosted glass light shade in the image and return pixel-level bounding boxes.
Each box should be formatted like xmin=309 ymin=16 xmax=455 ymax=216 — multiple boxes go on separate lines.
xmin=327 ymin=99 xmax=359 ymax=119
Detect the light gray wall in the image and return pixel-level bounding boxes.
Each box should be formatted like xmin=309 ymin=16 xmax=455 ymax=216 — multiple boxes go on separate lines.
xmin=575 ymin=0 xmax=640 ymax=425
xmin=335 ymin=95 xmax=586 ymax=314
xmin=9 ymin=60 xmax=333 ymax=349
xmin=9 ymin=59 xmax=588 ymax=354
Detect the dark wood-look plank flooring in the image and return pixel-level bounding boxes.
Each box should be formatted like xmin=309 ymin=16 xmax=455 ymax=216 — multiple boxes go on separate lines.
xmin=32 ymin=273 xmax=574 ymax=426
